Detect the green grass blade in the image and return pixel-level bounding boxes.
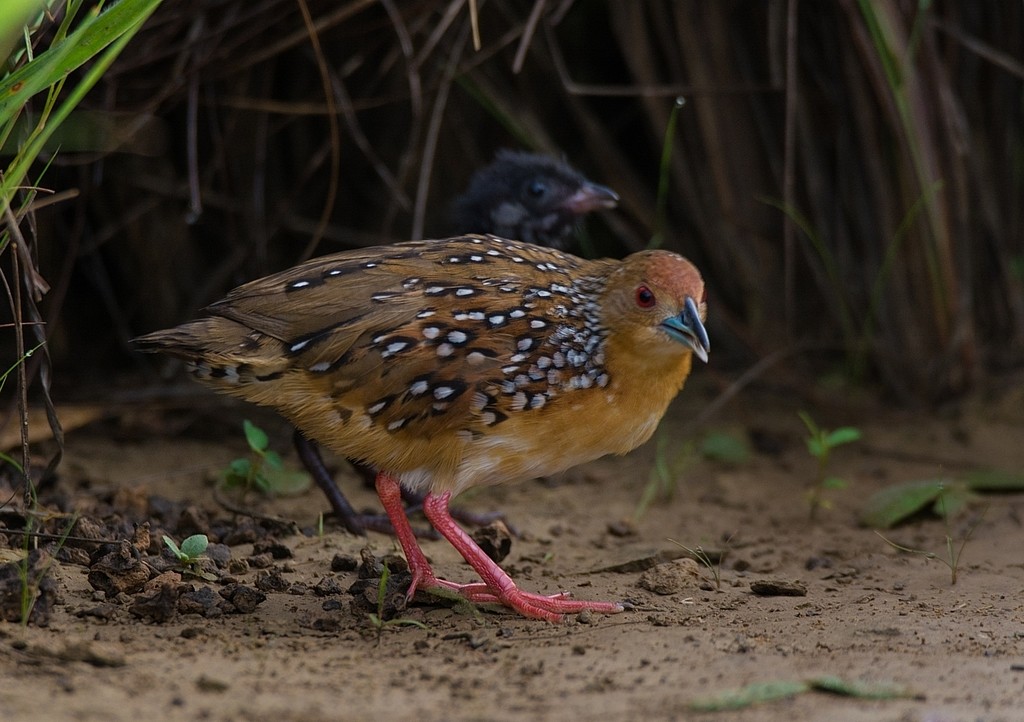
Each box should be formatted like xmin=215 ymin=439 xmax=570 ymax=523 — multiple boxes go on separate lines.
xmin=0 ymin=0 xmax=45 ymax=60
xmin=0 ymin=1 xmax=161 ymax=123
xmin=649 ymin=96 xmax=685 ymax=250
xmin=1 ymin=0 xmax=162 ymax=199
xmin=963 ymin=470 xmax=1024 ymax=492
xmin=260 ymin=467 xmax=313 ymax=496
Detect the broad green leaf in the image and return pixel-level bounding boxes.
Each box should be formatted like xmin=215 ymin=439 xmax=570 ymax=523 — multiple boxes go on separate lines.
xmin=822 ymin=476 xmax=848 ymax=490
xmin=859 ymin=479 xmax=950 ymax=528
xmin=0 ymin=0 xmax=42 ymax=61
xmin=180 ymin=534 xmax=209 ymax=559
xmin=806 ymin=437 xmax=824 ymax=459
xmin=825 ymin=427 xmax=862 ymax=447
xmin=700 ymin=432 xmax=750 ymax=464
xmin=689 ymin=680 xmax=810 ymax=711
xmin=262 ymin=450 xmax=284 ymax=470
xmin=162 ymin=535 xmax=182 ymax=559
xmin=250 ymin=472 xmax=273 ymax=493
xmin=260 ymin=467 xmax=312 ymax=496
xmin=964 ymin=470 xmax=1024 ymax=492
xmin=243 ymin=420 xmax=269 ymax=452
xmin=809 ymin=675 xmax=917 ymax=699
xmin=931 ymin=487 xmax=977 ymax=519
xmin=222 ymin=458 xmax=251 ymax=487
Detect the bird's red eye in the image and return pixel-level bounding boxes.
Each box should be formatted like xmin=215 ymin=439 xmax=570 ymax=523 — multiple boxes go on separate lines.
xmin=635 ymin=285 xmax=656 ymax=308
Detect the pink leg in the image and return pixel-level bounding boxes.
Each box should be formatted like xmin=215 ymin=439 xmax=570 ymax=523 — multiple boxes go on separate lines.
xmin=374 ymin=472 xmax=437 ymax=595
xmin=375 ymin=472 xmax=482 ymax=601
xmin=422 ymin=491 xmax=624 ymax=622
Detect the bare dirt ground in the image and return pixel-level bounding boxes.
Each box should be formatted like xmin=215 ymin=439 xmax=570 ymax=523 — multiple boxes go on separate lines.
xmin=1 ymin=376 xmax=1023 ymax=722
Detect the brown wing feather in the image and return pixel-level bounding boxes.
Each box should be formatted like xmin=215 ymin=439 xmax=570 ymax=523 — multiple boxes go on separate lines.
xmin=137 ymin=234 xmax=616 ymax=446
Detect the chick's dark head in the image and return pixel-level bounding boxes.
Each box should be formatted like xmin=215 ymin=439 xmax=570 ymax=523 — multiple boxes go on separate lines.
xmin=452 ymin=150 xmax=618 ymax=250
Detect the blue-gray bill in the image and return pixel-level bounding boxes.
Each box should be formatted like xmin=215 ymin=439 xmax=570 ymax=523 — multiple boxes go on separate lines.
xmin=660 ymin=296 xmax=710 ymax=363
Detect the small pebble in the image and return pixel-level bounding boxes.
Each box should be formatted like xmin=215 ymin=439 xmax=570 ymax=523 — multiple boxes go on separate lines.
xmin=750 ymin=579 xmax=807 ymax=597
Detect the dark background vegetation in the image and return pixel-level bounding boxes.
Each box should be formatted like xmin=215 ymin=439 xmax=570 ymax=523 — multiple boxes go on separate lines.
xmin=9 ymin=0 xmax=1024 ymax=408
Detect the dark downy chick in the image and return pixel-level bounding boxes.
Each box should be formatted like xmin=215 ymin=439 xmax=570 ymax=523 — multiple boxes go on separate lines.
xmin=452 ymin=150 xmax=618 ymax=250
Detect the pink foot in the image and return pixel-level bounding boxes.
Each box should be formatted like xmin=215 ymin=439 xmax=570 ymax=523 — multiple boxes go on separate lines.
xmin=421 ymin=492 xmax=624 ymax=622
xmin=414 ymin=579 xmax=622 ymax=622
xmin=375 ymin=473 xmax=625 ymax=622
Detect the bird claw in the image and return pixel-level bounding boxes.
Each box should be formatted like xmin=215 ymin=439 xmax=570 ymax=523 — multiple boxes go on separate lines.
xmin=491 ymin=589 xmax=625 ymax=621
xmin=413 ymin=578 xmax=624 ymax=622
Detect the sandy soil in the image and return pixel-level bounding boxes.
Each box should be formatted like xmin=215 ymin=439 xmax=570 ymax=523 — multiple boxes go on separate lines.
xmin=1 ymin=378 xmax=1023 ymax=722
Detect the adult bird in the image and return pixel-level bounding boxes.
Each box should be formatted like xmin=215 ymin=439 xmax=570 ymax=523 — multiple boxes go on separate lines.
xmin=297 ymin=151 xmax=619 ymax=535
xmin=136 ymin=235 xmax=709 ymax=621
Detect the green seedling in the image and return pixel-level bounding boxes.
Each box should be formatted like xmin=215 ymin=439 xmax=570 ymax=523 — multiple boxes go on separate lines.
xmin=798 ymin=411 xmax=861 ymax=520
xmin=635 ymin=434 xmax=695 ymax=520
xmin=163 ymin=533 xmax=217 ymax=581
xmin=367 ymin=564 xmax=428 ymax=639
xmin=221 ymin=420 xmax=311 ymax=497
xmin=689 ymin=675 xmax=917 ymax=712
xmin=636 ymin=429 xmax=749 ymax=521
xmin=860 ymin=470 xmax=1024 ymax=528
xmin=872 ymin=495 xmax=983 ymax=585
xmin=699 ymin=431 xmax=750 ymax=465
xmin=860 ymin=470 xmax=1020 ymax=585
xmin=874 ymin=492 xmax=986 ymax=586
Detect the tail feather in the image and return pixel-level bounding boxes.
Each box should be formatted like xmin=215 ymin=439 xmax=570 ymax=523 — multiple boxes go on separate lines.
xmin=132 ymin=317 xmax=288 ymax=386
xmin=133 ymin=318 xmax=242 ymax=356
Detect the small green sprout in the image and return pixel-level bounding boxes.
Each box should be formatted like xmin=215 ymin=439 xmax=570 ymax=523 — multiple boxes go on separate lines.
xmin=798 ymin=411 xmax=861 ymax=520
xmin=221 ymin=420 xmax=311 ymax=496
xmin=874 ymin=493 xmax=987 ymax=585
xmin=635 ymin=429 xmax=749 ymax=521
xmin=699 ymin=431 xmax=750 ymax=465
xmin=860 ymin=470 xmax=1024 ymax=528
xmin=163 ymin=534 xmax=217 ymax=581
xmin=367 ymin=564 xmax=428 ymax=639
xmin=635 ymin=434 xmax=696 ymax=520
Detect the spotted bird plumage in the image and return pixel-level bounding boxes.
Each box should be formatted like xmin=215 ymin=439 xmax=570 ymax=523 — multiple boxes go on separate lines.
xmin=136 ymin=235 xmax=708 ymax=620
xmin=143 ymin=236 xmax=707 ymax=497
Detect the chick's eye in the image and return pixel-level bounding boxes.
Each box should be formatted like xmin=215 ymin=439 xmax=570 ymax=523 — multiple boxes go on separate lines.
xmin=635 ymin=285 xmax=656 ymax=308
xmin=526 ymin=179 xmax=549 ymax=198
